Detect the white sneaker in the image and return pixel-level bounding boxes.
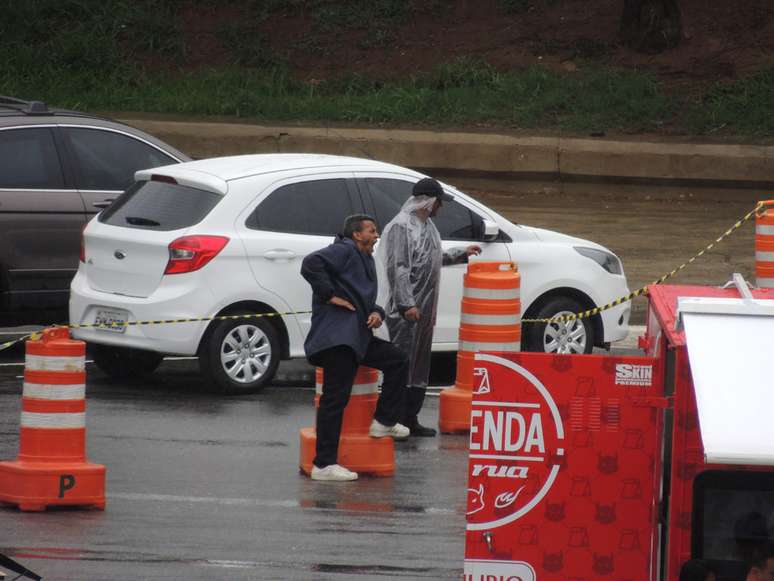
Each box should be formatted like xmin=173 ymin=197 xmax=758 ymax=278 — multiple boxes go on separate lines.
xmin=369 ymin=419 xmax=410 ymax=440
xmin=310 ymin=464 xmax=358 ymax=481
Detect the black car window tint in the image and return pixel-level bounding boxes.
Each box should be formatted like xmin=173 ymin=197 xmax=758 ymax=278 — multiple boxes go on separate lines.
xmin=99 ymin=181 xmax=221 ymax=231
xmin=64 ymin=127 xmax=175 ymax=191
xmin=365 ymin=178 xmax=413 ymax=229
xmin=431 ymin=198 xmax=479 ymax=240
xmin=366 ymin=178 xmax=479 ymax=241
xmin=248 ymin=178 xmax=353 ymax=236
xmin=0 ymin=128 xmax=64 ymax=189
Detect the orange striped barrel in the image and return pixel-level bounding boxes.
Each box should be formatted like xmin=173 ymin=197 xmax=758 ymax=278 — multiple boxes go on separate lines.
xmin=299 ymin=365 xmax=395 ymax=476
xmin=756 ymin=200 xmax=774 ymax=289
xmin=314 ymin=366 xmax=380 ymax=434
xmin=20 ymin=328 xmax=87 ymax=462
xmin=440 ymin=262 xmax=521 ymax=434
xmin=0 ymin=327 xmax=105 ymax=511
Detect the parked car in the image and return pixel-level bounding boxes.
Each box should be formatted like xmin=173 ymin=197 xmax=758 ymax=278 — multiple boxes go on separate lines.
xmin=0 ymin=96 xmax=190 ymax=322
xmin=70 ymin=154 xmax=631 ymax=393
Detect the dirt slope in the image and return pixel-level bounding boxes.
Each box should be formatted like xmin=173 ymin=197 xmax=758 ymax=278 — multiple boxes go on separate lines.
xmin=178 ymin=0 xmax=774 ymax=88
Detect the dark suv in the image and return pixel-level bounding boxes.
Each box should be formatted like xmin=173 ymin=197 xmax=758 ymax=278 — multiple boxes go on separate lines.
xmin=0 ymin=97 xmax=190 ymax=322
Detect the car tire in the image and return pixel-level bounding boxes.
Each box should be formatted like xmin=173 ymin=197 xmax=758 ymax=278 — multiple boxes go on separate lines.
xmin=91 ymin=344 xmax=164 ymax=379
xmin=523 ymin=297 xmax=595 ymax=354
xmin=199 ymin=315 xmax=279 ymax=395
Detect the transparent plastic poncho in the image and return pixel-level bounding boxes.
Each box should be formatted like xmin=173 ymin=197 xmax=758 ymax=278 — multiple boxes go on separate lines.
xmin=376 ymin=194 xmax=467 ymax=389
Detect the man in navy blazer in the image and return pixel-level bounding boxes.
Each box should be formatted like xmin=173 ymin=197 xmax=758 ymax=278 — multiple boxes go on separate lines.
xmin=301 ymin=214 xmax=410 ymax=482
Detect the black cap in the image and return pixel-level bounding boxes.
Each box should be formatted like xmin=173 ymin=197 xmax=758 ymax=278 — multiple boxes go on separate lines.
xmin=412 ymin=178 xmax=454 ymax=202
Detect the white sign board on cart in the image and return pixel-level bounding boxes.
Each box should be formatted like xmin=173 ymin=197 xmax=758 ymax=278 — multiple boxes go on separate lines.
xmin=678 ymin=294 xmax=774 ymax=466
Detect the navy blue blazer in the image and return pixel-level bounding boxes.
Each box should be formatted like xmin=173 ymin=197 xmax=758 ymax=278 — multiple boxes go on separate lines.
xmin=301 ymin=236 xmax=386 ymax=364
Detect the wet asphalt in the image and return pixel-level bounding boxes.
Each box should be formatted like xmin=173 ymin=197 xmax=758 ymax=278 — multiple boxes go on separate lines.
xmin=0 ymin=326 xmax=641 ymax=580
xmin=0 ymin=346 xmax=469 ymax=581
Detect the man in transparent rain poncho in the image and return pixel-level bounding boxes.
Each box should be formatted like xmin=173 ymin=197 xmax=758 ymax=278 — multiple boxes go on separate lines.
xmin=378 ymin=178 xmax=481 ymax=437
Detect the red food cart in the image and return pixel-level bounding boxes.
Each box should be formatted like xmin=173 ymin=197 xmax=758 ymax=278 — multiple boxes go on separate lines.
xmin=464 ymin=277 xmax=774 ymax=581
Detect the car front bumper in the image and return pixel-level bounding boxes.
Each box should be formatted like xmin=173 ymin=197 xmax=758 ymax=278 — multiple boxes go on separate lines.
xmin=600 ymin=299 xmax=631 ymax=345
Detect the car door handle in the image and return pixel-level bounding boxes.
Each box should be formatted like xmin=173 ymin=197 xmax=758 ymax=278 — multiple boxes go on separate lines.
xmin=262 ymin=249 xmax=297 ymax=260
xmin=92 ymin=198 xmax=115 ymax=209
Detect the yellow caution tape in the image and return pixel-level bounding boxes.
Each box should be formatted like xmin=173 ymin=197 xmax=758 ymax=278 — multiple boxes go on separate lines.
xmin=522 ymin=201 xmax=766 ymax=325
xmin=0 ymin=336 xmax=27 ymax=353
xmin=67 ymin=309 xmax=310 ymax=331
xmin=0 ymin=311 xmax=310 ymax=354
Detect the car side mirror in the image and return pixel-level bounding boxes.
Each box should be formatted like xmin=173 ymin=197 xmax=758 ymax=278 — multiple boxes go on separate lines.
xmin=482 ymin=219 xmax=500 ymax=241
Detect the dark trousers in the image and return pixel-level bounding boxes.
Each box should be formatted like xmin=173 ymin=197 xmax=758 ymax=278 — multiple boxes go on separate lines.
xmin=313 ymin=338 xmax=408 ymax=469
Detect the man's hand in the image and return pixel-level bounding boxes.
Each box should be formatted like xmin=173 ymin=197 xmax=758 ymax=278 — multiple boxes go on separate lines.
xmin=367 ymin=312 xmax=383 ymax=329
xmin=403 ymin=307 xmax=420 ymax=321
xmin=466 ymin=244 xmax=482 ymax=257
xmin=329 ymin=296 xmax=356 ymax=311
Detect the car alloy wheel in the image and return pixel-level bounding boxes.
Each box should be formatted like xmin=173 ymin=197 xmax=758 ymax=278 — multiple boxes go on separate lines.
xmin=200 ymin=314 xmax=280 ymax=394
xmin=523 ymin=296 xmax=595 ymax=355
xmin=542 ymin=310 xmax=588 ymax=354
xmin=219 ymin=323 xmax=272 ymax=384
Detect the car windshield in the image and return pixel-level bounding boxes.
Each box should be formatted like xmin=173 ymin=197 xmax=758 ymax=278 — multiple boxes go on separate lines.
xmin=99 ymin=180 xmax=221 ymax=231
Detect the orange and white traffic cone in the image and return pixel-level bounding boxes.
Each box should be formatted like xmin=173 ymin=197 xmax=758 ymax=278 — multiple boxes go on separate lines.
xmin=439 ymin=262 xmax=521 ymax=434
xmin=756 ymin=200 xmax=774 ymax=289
xmin=300 ymin=366 xmax=395 ymax=477
xmin=0 ymin=327 xmax=105 ymax=511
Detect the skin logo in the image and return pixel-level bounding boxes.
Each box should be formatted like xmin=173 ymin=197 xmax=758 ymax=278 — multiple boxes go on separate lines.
xmin=495 ymin=486 xmax=526 ymax=509
xmin=467 ymin=354 xmax=565 ymax=532
xmin=473 ymin=367 xmax=491 ymax=395
xmin=614 ymin=363 xmax=653 ymax=386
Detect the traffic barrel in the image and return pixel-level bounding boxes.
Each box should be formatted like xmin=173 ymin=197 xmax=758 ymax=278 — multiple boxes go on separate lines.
xmin=0 ymin=327 xmax=105 ymax=511
xmin=299 ymin=366 xmax=395 ymax=477
xmin=439 ymin=262 xmax=521 ymax=434
xmin=756 ymin=200 xmax=774 ymax=289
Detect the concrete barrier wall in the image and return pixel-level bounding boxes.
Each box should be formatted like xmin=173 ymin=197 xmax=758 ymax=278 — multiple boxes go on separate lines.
xmin=123 ymin=119 xmax=774 ymax=188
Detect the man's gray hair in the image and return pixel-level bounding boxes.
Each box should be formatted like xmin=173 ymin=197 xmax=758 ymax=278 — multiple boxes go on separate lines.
xmin=342 ymin=214 xmax=376 ymax=239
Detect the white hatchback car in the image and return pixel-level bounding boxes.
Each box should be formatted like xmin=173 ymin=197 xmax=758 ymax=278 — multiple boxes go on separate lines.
xmin=70 ymin=154 xmax=630 ymax=393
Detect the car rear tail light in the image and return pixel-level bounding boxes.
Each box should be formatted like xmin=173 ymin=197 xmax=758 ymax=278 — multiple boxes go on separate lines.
xmin=79 ymin=225 xmax=86 ymax=263
xmin=164 ymin=235 xmax=229 ymax=275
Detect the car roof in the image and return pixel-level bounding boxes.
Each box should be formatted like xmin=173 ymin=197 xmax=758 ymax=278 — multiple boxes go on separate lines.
xmin=0 ymin=96 xmax=107 ymax=120
xmin=0 ymin=96 xmax=191 ymax=161
xmin=137 ymin=154 xmax=424 ymax=186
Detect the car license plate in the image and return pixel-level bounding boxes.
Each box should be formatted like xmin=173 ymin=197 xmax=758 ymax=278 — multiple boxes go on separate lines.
xmin=94 ymin=309 xmax=128 ymax=333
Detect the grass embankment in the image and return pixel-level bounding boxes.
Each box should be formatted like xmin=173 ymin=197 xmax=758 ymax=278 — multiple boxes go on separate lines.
xmin=1 ymin=0 xmax=773 ymax=136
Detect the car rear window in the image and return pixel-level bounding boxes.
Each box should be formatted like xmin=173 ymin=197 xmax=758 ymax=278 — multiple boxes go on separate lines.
xmin=99 ymin=180 xmax=221 ymax=231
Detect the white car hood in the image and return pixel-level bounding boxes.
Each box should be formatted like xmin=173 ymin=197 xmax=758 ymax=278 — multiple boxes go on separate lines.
xmin=520 ymin=225 xmax=608 ymax=252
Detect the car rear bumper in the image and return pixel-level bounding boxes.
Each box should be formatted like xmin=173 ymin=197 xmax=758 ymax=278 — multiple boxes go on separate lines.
xmin=69 ymin=270 xmax=211 ymax=355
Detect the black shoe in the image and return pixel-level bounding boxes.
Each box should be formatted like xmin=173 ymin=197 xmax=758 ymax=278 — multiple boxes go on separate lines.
xmin=407 ymin=420 xmax=437 ymax=437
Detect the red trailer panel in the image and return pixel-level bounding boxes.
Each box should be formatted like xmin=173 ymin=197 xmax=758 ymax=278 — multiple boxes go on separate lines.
xmin=464 ymin=284 xmax=774 ymax=581
xmin=464 ymin=351 xmax=665 ymax=580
